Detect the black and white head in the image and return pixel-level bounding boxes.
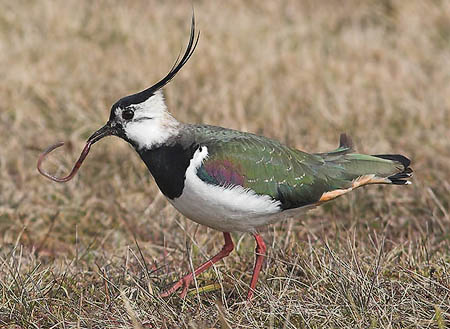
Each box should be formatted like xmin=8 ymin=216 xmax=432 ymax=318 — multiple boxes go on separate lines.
xmin=37 ymin=15 xmax=199 ymax=182
xmin=92 ymin=15 xmax=199 ymax=151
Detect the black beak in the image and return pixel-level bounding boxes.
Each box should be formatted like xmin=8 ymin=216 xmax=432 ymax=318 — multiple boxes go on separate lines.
xmin=87 ymin=122 xmax=118 ymax=144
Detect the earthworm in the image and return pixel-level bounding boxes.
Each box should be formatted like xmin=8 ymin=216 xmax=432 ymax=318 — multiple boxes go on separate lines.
xmin=37 ymin=140 xmax=93 ymax=182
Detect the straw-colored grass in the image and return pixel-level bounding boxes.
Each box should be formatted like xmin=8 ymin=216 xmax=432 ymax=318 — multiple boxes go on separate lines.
xmin=1 ymin=1 xmax=449 ymax=328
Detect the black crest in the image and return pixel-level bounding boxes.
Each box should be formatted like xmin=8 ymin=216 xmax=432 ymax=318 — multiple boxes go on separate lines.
xmin=112 ymin=14 xmax=200 ymax=110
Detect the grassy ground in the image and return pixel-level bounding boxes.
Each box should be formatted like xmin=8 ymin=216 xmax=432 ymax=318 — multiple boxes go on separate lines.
xmin=1 ymin=0 xmax=449 ymax=328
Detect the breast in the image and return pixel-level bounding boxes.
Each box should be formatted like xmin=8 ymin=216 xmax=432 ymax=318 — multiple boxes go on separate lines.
xmin=138 ymin=141 xmax=198 ymax=199
xmin=168 ymin=146 xmax=283 ymax=232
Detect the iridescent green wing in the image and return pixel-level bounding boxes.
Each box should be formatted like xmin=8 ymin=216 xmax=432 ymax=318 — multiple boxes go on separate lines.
xmin=187 ymin=126 xmax=411 ymax=210
xmin=190 ymin=125 xmax=334 ymax=210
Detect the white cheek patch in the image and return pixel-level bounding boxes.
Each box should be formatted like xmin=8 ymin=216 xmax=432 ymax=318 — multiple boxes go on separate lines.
xmin=119 ymin=90 xmax=180 ymax=149
xmin=125 ymin=118 xmax=175 ymax=149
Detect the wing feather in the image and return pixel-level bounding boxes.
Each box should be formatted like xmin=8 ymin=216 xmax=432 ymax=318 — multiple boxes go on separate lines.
xmin=191 ymin=125 xmax=330 ymax=210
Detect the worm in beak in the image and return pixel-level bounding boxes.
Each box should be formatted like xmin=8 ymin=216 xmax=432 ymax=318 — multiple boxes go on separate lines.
xmin=37 ymin=123 xmax=115 ymax=182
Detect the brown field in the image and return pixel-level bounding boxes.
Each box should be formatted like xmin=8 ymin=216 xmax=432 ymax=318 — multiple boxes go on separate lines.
xmin=1 ymin=1 xmax=449 ymax=328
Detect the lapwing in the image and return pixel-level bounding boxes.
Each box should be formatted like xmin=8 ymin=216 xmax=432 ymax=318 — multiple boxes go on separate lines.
xmin=37 ymin=16 xmax=413 ymax=301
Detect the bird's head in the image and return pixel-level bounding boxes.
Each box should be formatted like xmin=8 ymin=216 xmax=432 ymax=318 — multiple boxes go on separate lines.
xmin=92 ymin=14 xmax=199 ymax=151
xmin=106 ymin=89 xmax=179 ymax=150
xmin=37 ymin=15 xmax=199 ymax=182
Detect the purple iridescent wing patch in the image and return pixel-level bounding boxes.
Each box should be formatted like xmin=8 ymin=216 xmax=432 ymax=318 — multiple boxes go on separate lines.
xmin=197 ymin=159 xmax=245 ymax=187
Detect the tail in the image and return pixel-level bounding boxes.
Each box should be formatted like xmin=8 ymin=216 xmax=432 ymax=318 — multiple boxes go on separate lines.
xmin=316 ymin=134 xmax=413 ymax=201
xmin=370 ymin=154 xmax=413 ymax=185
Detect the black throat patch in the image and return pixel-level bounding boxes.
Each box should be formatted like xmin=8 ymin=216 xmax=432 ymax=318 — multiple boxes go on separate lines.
xmin=138 ymin=142 xmax=198 ymax=199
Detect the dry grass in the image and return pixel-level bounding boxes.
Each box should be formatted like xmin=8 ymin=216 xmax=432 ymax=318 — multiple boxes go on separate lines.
xmin=1 ymin=0 xmax=449 ymax=328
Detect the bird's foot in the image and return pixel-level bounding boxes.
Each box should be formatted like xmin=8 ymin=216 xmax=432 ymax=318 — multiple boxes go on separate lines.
xmin=160 ymin=232 xmax=234 ymax=299
xmin=160 ymin=274 xmax=194 ymax=298
xmin=246 ymin=288 xmax=255 ymax=302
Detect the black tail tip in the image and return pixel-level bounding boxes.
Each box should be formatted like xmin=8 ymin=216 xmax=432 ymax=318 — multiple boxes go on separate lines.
xmin=373 ymin=154 xmax=413 ymax=185
xmin=373 ymin=154 xmax=411 ymax=170
xmin=388 ymin=168 xmax=413 ymax=185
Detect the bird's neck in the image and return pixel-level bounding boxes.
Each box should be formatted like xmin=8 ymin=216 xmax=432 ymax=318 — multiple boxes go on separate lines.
xmin=137 ymin=137 xmax=198 ymax=199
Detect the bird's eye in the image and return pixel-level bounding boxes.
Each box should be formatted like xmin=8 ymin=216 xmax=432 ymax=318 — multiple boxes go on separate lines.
xmin=122 ymin=109 xmax=134 ymax=121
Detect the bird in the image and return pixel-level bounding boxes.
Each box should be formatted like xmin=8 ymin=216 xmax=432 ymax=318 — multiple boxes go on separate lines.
xmin=37 ymin=15 xmax=413 ymax=301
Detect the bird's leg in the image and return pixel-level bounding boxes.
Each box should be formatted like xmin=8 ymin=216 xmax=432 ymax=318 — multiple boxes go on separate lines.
xmin=247 ymin=233 xmax=266 ymax=301
xmin=161 ymin=232 xmax=234 ymax=298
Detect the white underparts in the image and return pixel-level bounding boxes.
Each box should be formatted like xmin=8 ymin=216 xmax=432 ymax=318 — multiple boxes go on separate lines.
xmin=168 ymin=146 xmax=284 ymax=232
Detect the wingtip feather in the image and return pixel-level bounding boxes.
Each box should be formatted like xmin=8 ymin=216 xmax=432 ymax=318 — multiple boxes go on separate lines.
xmin=339 ymin=133 xmax=354 ymax=150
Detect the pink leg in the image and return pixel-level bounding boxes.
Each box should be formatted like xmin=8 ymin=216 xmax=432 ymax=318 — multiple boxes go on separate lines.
xmin=161 ymin=232 xmax=234 ymax=298
xmin=247 ymin=233 xmax=266 ymax=301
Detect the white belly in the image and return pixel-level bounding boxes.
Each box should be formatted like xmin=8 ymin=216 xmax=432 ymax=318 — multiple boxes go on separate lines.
xmin=168 ymin=146 xmax=284 ymax=232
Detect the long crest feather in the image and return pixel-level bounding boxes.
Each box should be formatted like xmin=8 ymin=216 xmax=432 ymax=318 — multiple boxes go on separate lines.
xmin=113 ymin=14 xmax=199 ymax=109
xmin=150 ymin=13 xmax=199 ymax=92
